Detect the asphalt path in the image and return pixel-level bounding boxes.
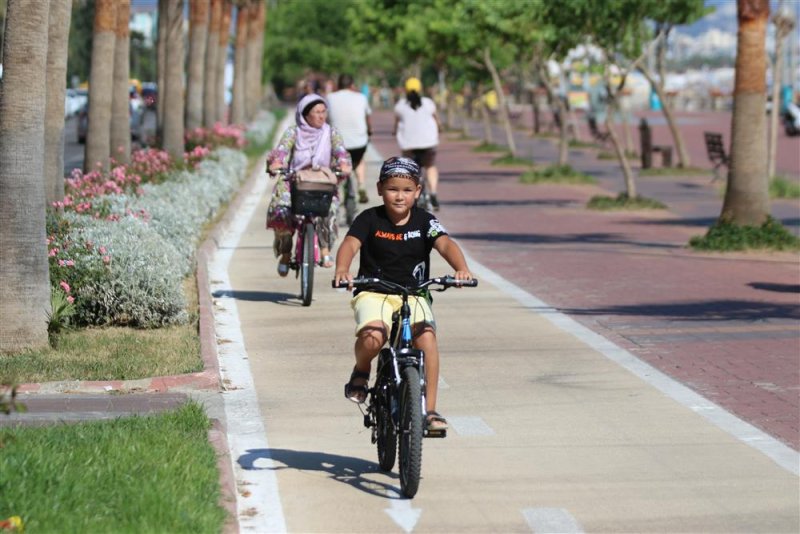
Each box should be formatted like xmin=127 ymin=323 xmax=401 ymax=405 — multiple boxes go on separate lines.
xmin=211 ymin=116 xmax=798 ymax=532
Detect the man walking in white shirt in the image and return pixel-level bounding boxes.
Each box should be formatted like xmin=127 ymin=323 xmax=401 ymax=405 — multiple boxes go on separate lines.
xmin=328 ymin=74 xmax=373 ymax=203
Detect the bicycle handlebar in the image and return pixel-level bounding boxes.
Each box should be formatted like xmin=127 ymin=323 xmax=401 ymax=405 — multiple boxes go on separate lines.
xmin=332 ymin=276 xmax=478 ymax=293
xmin=269 ymin=168 xmax=349 ymax=180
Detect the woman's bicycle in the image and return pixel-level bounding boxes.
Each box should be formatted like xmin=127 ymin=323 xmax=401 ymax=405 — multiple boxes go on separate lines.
xmin=332 ymin=275 xmax=478 ymax=497
xmin=272 ymin=169 xmax=341 ymax=306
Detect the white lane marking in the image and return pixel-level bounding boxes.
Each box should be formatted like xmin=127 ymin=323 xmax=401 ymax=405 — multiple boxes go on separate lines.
xmin=209 ymin=141 xmax=289 ymax=532
xmin=448 ymin=416 xmax=495 ymax=437
xmin=465 ymin=253 xmax=800 ymax=476
xmin=522 ymin=508 xmax=584 ymax=533
xmin=384 ymin=489 xmax=422 ymax=533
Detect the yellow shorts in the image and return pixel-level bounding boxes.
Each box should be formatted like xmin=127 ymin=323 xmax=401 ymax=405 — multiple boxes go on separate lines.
xmin=351 ymin=291 xmax=436 ymax=336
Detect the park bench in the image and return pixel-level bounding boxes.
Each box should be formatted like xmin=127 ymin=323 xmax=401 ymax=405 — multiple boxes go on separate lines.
xmin=587 ymin=116 xmax=610 ymax=145
xmin=638 ymin=118 xmax=673 ymax=169
xmin=704 ymin=131 xmax=729 ymax=181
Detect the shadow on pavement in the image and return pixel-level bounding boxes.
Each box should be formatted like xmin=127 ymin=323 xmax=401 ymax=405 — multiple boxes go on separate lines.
xmin=453 ymin=231 xmax=681 ymax=249
xmin=443 ymin=198 xmax=578 ymax=208
xmin=748 ymin=282 xmax=800 ymax=294
xmin=637 ymin=216 xmax=800 ymax=230
xmin=238 ymin=448 xmax=400 ymax=498
xmin=212 ymin=289 xmax=297 ymax=304
xmin=561 ymin=299 xmax=800 ymax=321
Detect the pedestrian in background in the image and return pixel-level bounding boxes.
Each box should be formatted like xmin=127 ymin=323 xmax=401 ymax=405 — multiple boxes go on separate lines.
xmin=393 ymin=77 xmax=442 ymax=211
xmin=328 ymin=74 xmax=373 ymax=204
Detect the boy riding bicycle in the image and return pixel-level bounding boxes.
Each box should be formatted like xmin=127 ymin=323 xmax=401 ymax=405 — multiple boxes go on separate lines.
xmin=334 ymin=156 xmax=473 ymax=432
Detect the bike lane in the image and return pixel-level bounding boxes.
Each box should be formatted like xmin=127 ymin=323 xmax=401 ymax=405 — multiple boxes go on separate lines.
xmin=215 ymin=112 xmax=798 ymax=532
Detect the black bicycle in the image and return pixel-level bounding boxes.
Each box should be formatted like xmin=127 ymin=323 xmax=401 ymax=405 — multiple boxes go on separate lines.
xmin=272 ymin=169 xmax=340 ymax=306
xmin=332 ymin=275 xmax=478 ymax=497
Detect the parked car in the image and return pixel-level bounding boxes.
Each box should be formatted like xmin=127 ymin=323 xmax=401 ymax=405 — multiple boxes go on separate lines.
xmin=783 ymin=101 xmax=800 ymax=136
xmin=64 ymin=88 xmax=88 ymax=118
xmin=77 ymin=100 xmax=145 ymax=144
xmin=141 ymin=83 xmax=157 ymax=110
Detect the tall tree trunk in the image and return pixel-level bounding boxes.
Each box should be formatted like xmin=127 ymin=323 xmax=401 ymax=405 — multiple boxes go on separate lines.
xmin=186 ymin=0 xmax=209 ymax=131
xmin=157 ymin=0 xmax=167 ymax=142
xmin=721 ymin=0 xmax=771 ymax=225
xmin=44 ymin=0 xmax=73 ymax=204
xmin=483 ymin=47 xmax=517 ymax=157
xmin=477 ymin=86 xmax=493 ymax=144
xmin=230 ymin=3 xmax=248 ymax=124
xmin=163 ymin=0 xmax=185 ymax=160
xmin=85 ymin=0 xmax=117 ymax=172
xmin=246 ymin=0 xmax=265 ymax=119
xmin=204 ymin=0 xmax=221 ymax=126
xmin=111 ymin=0 xmax=131 ymax=164
xmin=0 ymin=0 xmax=51 ymax=352
xmin=217 ymin=0 xmax=232 ymax=124
xmin=767 ymin=10 xmax=793 ymax=180
xmin=604 ymin=68 xmax=637 ymax=198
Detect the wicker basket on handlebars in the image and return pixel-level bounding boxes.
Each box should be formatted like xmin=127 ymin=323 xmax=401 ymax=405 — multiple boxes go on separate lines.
xmin=291 ymin=181 xmax=337 ymax=216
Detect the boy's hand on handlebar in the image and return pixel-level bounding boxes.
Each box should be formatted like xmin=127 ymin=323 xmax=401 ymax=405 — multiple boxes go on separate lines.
xmin=453 ymin=270 xmax=473 ymax=282
xmin=334 ymin=270 xmax=353 ymax=291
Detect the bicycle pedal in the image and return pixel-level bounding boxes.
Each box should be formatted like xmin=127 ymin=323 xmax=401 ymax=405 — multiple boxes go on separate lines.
xmin=424 ymin=428 xmax=447 ymax=438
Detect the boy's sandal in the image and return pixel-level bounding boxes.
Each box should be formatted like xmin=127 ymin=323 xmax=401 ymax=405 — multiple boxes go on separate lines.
xmin=344 ymin=368 xmax=369 ymax=404
xmin=321 ymin=255 xmax=334 ymax=268
xmin=426 ymin=411 xmax=449 ymax=431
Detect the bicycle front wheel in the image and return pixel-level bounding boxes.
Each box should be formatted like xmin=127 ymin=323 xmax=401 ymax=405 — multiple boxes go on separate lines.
xmin=300 ymin=221 xmax=315 ymax=306
xmin=398 ymin=365 xmax=423 ymax=498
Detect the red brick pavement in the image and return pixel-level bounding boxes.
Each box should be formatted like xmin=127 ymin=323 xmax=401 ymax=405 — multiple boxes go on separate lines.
xmin=369 ymin=109 xmax=800 ymax=450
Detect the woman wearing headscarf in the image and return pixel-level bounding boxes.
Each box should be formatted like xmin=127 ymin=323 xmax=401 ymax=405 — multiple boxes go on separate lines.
xmin=392 ymin=77 xmax=442 ymax=210
xmin=267 ymin=94 xmax=352 ymax=276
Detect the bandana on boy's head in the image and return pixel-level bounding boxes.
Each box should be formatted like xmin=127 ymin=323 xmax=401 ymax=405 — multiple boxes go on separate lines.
xmin=379 ymin=156 xmax=420 ymax=183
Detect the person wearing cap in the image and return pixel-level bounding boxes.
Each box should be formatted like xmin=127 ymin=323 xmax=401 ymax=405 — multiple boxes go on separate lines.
xmin=266 ymin=93 xmax=352 ymax=275
xmin=392 ymin=77 xmax=443 ymax=211
xmin=333 ymin=156 xmax=472 ymax=432
xmin=327 ymin=73 xmax=373 ymax=204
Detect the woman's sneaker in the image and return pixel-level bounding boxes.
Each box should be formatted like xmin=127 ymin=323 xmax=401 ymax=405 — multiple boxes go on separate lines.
xmin=358 ymin=188 xmax=369 ymax=204
xmin=430 ymin=194 xmax=440 ymax=211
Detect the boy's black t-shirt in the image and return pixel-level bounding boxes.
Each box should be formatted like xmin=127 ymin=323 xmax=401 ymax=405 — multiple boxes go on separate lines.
xmin=346 ymin=206 xmax=448 ymax=288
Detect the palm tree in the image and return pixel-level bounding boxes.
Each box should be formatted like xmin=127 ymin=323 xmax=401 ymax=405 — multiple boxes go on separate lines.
xmin=0 ymin=1 xmax=51 ymax=352
xmin=186 ymin=0 xmax=210 ymax=131
xmin=230 ymin=2 xmax=248 ymax=124
xmin=203 ymin=0 xmax=222 ymax=126
xmin=157 ymin=0 xmax=167 ymax=141
xmin=216 ymin=1 xmax=232 ymax=124
xmin=720 ymin=0 xmax=771 ymax=225
xmin=111 ymin=0 xmax=131 ymax=164
xmin=162 ymin=0 xmax=185 ymax=159
xmin=85 ymin=0 xmax=117 ymax=172
xmin=246 ymin=0 xmax=266 ymax=119
xmin=44 ymin=0 xmax=73 ymax=204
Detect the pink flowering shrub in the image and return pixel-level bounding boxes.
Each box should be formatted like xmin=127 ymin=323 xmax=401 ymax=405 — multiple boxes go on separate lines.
xmin=185 ymin=122 xmax=247 ymax=152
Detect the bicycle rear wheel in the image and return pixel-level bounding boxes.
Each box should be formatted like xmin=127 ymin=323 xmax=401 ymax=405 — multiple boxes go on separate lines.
xmin=300 ymin=222 xmax=315 ymax=306
xmin=398 ymin=365 xmax=423 ymax=498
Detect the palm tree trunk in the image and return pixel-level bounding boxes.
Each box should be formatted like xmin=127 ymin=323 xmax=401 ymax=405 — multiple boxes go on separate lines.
xmin=230 ymin=3 xmax=248 ymax=124
xmin=721 ymin=0 xmax=771 ymax=225
xmin=111 ymin=0 xmax=131 ymax=164
xmin=157 ymin=0 xmax=167 ymax=141
xmin=85 ymin=0 xmax=117 ymax=172
xmin=483 ymin=47 xmax=517 ymax=157
xmin=186 ymin=0 xmax=209 ymax=131
xmin=163 ymin=0 xmax=185 ymax=160
xmin=246 ymin=0 xmax=265 ymax=119
xmin=204 ymin=0 xmax=222 ymax=126
xmin=44 ymin=0 xmax=73 ymax=204
xmin=217 ymin=1 xmax=232 ymax=124
xmin=0 ymin=0 xmax=51 ymax=352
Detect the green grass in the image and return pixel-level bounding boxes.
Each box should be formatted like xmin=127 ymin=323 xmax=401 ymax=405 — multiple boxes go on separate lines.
xmin=0 ymin=402 xmax=226 ymax=533
xmin=587 ymin=193 xmax=667 ymax=210
xmin=491 ymin=153 xmax=534 ymax=166
xmin=0 ymin=324 xmax=201 ymax=383
xmin=520 ymin=164 xmax=596 ymax=184
xmin=471 ymin=141 xmax=506 ymax=153
xmin=639 ymin=166 xmax=711 ymax=177
xmin=568 ymin=139 xmax=598 ymax=149
xmin=769 ymin=176 xmax=800 ymax=199
xmin=689 ymin=216 xmax=800 ymax=251
xmin=597 ymin=150 xmax=638 ymax=160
